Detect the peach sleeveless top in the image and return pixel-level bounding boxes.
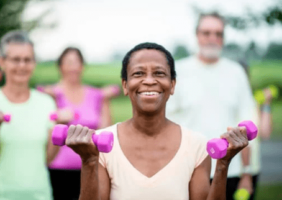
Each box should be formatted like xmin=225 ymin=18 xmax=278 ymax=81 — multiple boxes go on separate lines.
xmin=98 ymin=123 xmax=208 ymax=200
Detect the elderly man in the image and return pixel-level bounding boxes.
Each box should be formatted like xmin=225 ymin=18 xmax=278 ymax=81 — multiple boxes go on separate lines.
xmin=167 ymin=13 xmax=255 ymax=200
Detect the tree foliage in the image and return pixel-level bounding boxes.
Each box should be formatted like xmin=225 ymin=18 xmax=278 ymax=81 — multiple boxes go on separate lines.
xmin=173 ymin=44 xmax=190 ymax=60
xmin=0 ymin=0 xmax=55 ymax=38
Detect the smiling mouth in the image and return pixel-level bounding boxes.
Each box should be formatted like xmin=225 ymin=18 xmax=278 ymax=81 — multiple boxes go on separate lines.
xmin=138 ymin=91 xmax=161 ymax=96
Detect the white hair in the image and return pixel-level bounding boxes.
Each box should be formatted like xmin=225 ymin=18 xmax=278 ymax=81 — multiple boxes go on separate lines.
xmin=0 ymin=30 xmax=33 ymax=57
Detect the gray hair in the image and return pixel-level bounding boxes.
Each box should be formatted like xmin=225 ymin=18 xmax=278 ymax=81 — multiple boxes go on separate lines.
xmin=0 ymin=30 xmax=34 ymax=57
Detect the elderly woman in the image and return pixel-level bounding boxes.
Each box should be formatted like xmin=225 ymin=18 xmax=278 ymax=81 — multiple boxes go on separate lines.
xmin=62 ymin=42 xmax=250 ymax=200
xmin=38 ymin=47 xmax=116 ymax=200
xmin=0 ymin=31 xmax=57 ymax=199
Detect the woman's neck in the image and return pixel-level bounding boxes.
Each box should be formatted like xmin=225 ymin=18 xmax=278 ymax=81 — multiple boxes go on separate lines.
xmin=130 ymin=110 xmax=169 ymax=137
xmin=2 ymin=82 xmax=30 ymax=103
xmin=60 ymin=79 xmax=82 ymax=90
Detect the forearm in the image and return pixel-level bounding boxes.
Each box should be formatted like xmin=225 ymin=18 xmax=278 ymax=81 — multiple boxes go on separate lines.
xmin=241 ymin=146 xmax=250 ymax=166
xmin=260 ymin=104 xmax=272 ymax=140
xmin=207 ymin=161 xmax=229 ymax=200
xmin=46 ymin=144 xmax=60 ymax=165
xmin=79 ymin=160 xmax=100 ymax=200
xmin=241 ymin=146 xmax=252 ymax=178
xmin=46 ymin=129 xmax=60 ymax=165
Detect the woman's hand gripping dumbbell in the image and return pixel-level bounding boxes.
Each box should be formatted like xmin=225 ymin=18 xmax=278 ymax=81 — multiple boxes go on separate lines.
xmin=207 ymin=120 xmax=258 ymax=160
xmin=52 ymin=125 xmax=114 ymax=158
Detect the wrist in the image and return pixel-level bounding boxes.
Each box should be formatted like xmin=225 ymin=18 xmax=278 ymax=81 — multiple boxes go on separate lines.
xmin=261 ymin=104 xmax=271 ymax=113
xmin=216 ymin=159 xmax=230 ymax=170
xmin=242 ymin=165 xmax=252 ymax=175
xmin=82 ymin=156 xmax=99 ymax=166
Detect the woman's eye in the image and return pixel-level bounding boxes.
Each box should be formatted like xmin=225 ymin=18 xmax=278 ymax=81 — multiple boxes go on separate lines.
xmin=133 ymin=71 xmax=143 ymax=76
xmin=156 ymin=71 xmax=165 ymax=76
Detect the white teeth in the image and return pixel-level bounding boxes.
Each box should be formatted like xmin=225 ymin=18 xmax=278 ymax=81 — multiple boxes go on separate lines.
xmin=140 ymin=92 xmax=159 ymax=95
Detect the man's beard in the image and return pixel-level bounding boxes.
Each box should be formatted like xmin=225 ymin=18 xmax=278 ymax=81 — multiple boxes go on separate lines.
xmin=199 ymin=45 xmax=222 ymax=60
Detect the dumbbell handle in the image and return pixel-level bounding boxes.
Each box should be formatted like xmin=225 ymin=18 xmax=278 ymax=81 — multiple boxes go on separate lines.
xmin=3 ymin=114 xmax=11 ymax=122
xmin=207 ymin=121 xmax=258 ymax=159
xmin=50 ymin=111 xmax=80 ymax=121
xmin=52 ymin=125 xmax=114 ymax=153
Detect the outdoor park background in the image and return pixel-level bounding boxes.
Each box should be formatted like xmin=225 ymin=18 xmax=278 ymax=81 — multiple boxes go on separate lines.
xmin=1 ymin=0 xmax=282 ymax=199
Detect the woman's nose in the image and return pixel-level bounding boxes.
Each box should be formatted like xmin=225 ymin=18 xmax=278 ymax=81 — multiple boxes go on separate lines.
xmin=143 ymin=74 xmax=156 ymax=85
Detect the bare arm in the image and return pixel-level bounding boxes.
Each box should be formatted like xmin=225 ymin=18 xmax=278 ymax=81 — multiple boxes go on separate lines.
xmin=259 ymin=102 xmax=272 ymax=140
xmin=189 ymin=156 xmax=211 ymax=200
xmin=99 ymin=99 xmax=112 ymax=129
xmin=190 ymin=156 xmax=230 ymax=200
xmin=190 ymin=126 xmax=249 ymax=200
xmin=239 ymin=146 xmax=253 ymax=193
xmin=64 ymin=125 xmax=111 ymax=200
xmin=80 ymin=161 xmax=111 ymax=200
xmin=38 ymin=85 xmax=57 ymax=100
xmin=46 ymin=128 xmax=60 ymax=165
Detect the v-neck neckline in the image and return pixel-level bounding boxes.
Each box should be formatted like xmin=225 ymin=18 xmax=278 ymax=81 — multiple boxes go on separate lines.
xmin=115 ymin=123 xmax=185 ymax=183
xmin=55 ymin=85 xmax=89 ymax=108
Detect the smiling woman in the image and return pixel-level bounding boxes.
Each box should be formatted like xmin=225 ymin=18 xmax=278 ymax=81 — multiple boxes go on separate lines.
xmin=0 ymin=31 xmax=56 ymax=200
xmin=55 ymin=42 xmax=250 ymax=200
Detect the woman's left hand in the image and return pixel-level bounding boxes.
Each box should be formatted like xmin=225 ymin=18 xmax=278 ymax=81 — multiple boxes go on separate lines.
xmin=102 ymin=85 xmax=120 ymax=99
xmin=263 ymin=88 xmax=273 ymax=104
xmin=219 ymin=127 xmax=249 ymax=165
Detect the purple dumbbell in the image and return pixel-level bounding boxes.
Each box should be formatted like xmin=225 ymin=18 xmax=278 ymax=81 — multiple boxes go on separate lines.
xmin=3 ymin=114 xmax=11 ymax=122
xmin=36 ymin=86 xmax=44 ymax=92
xmin=207 ymin=120 xmax=258 ymax=159
xmin=50 ymin=111 xmax=80 ymax=121
xmin=52 ymin=124 xmax=114 ymax=153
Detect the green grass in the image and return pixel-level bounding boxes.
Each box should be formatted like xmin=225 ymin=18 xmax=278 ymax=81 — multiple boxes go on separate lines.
xmin=257 ymin=183 xmax=282 ymax=200
xmin=110 ymin=96 xmax=132 ymax=123
xmin=30 ymin=62 xmax=122 ymax=87
xmin=250 ymin=60 xmax=282 ymax=90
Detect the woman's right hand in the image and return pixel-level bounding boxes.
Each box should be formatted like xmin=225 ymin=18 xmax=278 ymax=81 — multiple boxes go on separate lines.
xmin=66 ymin=125 xmax=99 ymax=164
xmin=263 ymin=88 xmax=273 ymax=104
xmin=56 ymin=108 xmax=75 ymax=124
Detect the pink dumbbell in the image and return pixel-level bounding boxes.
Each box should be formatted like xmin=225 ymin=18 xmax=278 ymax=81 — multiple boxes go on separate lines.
xmin=3 ymin=114 xmax=11 ymax=122
xmin=207 ymin=120 xmax=258 ymax=159
xmin=52 ymin=124 xmax=114 ymax=153
xmin=50 ymin=111 xmax=80 ymax=121
xmin=36 ymin=86 xmax=44 ymax=92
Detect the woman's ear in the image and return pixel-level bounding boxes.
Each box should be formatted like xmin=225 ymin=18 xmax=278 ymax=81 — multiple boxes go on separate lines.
xmin=170 ymin=79 xmax=176 ymax=95
xmin=122 ymin=79 xmax=128 ymax=96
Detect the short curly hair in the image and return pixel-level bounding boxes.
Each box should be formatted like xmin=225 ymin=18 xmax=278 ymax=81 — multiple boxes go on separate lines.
xmin=121 ymin=42 xmax=176 ymax=81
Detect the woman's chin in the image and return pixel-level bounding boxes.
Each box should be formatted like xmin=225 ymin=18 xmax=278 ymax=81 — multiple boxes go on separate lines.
xmin=138 ymin=104 xmax=163 ymax=115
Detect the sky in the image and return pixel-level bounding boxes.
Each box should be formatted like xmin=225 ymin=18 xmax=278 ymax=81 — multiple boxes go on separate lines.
xmin=22 ymin=0 xmax=282 ymax=62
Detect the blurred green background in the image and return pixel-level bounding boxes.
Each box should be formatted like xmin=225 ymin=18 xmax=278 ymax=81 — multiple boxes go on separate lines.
xmin=30 ymin=60 xmax=282 ymax=200
xmin=30 ymin=60 xmax=282 ymax=140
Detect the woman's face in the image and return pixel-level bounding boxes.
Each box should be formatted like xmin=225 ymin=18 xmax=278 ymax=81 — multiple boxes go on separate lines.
xmin=60 ymin=51 xmax=83 ymax=83
xmin=0 ymin=43 xmax=35 ymax=85
xmin=122 ymin=49 xmax=176 ymax=115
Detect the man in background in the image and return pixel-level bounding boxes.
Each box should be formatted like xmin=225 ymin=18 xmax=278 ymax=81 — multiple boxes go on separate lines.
xmin=167 ymin=13 xmax=255 ymax=199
